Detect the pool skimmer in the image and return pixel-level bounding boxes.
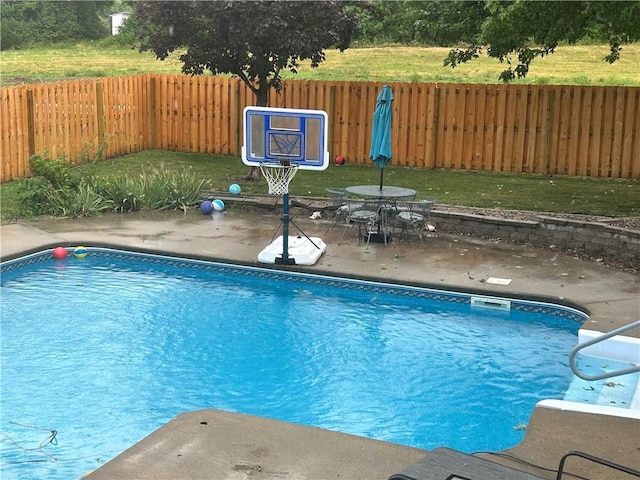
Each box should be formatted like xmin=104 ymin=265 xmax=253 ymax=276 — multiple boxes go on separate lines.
xmin=471 ymin=296 xmax=512 ymax=311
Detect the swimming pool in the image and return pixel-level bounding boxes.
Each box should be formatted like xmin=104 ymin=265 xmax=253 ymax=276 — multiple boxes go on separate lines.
xmin=0 ymin=248 xmax=587 ymax=479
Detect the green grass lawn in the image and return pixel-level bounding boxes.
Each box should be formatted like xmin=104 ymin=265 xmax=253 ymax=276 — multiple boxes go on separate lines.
xmin=1 ymin=42 xmax=639 ymax=86
xmin=2 ymin=151 xmax=636 ymax=223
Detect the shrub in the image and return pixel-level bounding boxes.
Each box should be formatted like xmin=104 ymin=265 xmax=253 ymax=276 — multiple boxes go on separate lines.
xmin=93 ymin=175 xmax=144 ymax=212
xmin=143 ymin=169 xmax=206 ymax=212
xmin=49 ymin=181 xmax=112 ymax=217
xmin=28 ymin=154 xmax=78 ymax=190
xmin=91 ymin=169 xmax=206 ymax=213
xmin=11 ymin=176 xmax=56 ymax=217
xmin=9 ymin=159 xmax=207 ymax=218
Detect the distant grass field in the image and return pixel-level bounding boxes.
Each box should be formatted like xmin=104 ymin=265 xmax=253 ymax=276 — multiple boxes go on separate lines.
xmin=1 ymin=42 xmax=639 ymax=86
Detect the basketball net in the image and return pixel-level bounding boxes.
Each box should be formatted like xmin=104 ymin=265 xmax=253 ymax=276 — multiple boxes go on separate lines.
xmin=260 ymin=162 xmax=299 ymax=196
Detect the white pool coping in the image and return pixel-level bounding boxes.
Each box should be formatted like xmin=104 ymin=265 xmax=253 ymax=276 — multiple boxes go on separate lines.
xmin=538 ymin=399 xmax=640 ymax=419
xmin=578 ymin=329 xmax=640 ymax=363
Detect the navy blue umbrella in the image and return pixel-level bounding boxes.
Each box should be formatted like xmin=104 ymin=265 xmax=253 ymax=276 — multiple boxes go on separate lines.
xmin=369 ymin=85 xmax=394 ymax=190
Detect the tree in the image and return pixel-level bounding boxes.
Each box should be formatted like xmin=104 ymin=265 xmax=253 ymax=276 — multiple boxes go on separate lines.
xmin=0 ymin=1 xmax=113 ymax=50
xmin=415 ymin=0 xmax=640 ymax=82
xmin=134 ymin=1 xmax=358 ymax=106
xmin=134 ymin=0 xmax=359 ymax=179
xmin=349 ymin=0 xmax=425 ymax=45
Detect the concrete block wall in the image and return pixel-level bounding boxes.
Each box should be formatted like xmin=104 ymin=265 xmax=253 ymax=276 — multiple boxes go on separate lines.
xmin=430 ymin=211 xmax=640 ymax=271
xmin=227 ymin=195 xmax=639 ymax=272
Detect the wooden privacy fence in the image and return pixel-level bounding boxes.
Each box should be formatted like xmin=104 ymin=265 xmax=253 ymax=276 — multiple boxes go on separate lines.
xmin=2 ymin=74 xmax=639 ymax=183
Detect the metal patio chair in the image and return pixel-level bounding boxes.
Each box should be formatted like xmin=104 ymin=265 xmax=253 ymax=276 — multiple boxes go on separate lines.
xmin=325 ymin=188 xmax=350 ymax=233
xmin=339 ymin=198 xmax=382 ymax=249
xmin=394 ymin=199 xmax=437 ymax=244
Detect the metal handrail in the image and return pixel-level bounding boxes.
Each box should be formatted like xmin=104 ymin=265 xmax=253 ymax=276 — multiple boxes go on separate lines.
xmin=569 ymin=320 xmax=640 ymax=381
xmin=556 ymin=451 xmax=640 ymax=479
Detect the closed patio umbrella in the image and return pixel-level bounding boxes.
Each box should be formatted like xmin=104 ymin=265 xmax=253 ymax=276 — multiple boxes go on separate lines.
xmin=369 ymin=84 xmax=394 ymax=190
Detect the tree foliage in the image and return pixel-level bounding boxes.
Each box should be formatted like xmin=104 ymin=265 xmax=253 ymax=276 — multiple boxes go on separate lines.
xmin=414 ymin=0 xmax=640 ymax=82
xmin=0 ymin=1 xmax=113 ymax=50
xmin=348 ymin=0 xmax=425 ymax=45
xmin=133 ymin=0 xmax=359 ymax=106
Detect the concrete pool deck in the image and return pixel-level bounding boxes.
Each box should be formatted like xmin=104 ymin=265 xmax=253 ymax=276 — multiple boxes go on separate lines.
xmin=1 ymin=208 xmax=639 ymax=479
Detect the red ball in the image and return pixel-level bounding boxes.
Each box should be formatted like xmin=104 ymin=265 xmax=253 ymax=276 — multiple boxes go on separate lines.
xmin=335 ymin=155 xmax=345 ymax=165
xmin=52 ymin=247 xmax=68 ymax=259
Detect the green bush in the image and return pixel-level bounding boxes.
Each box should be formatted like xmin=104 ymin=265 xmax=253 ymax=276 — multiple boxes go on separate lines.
xmin=29 ymin=154 xmax=78 ymax=190
xmin=93 ymin=175 xmax=144 ymax=212
xmin=142 ymin=169 xmax=206 ymax=212
xmin=10 ymin=154 xmax=83 ymax=217
xmin=49 ymin=181 xmax=112 ymax=217
xmin=94 ymin=169 xmax=206 ymax=213
xmin=11 ymin=176 xmax=56 ymax=217
xmin=10 ymin=157 xmax=207 ymax=219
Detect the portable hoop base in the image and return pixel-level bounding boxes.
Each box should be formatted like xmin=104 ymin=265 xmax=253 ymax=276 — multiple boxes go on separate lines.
xmin=258 ymin=162 xmax=326 ymax=266
xmin=258 ymin=235 xmax=327 ymax=266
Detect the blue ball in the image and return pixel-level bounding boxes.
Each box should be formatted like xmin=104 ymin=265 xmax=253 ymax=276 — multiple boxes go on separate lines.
xmin=200 ymin=200 xmax=214 ymax=215
xmin=213 ymin=199 xmax=225 ymax=211
xmin=229 ymin=183 xmax=241 ymax=195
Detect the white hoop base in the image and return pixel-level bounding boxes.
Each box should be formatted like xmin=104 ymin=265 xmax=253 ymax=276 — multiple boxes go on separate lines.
xmin=260 ymin=162 xmax=299 ymax=195
xmin=258 ymin=235 xmax=327 ymax=266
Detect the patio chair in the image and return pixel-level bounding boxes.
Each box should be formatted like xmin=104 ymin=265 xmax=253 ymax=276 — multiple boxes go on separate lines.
xmin=325 ymin=188 xmax=361 ymax=233
xmin=339 ymin=198 xmax=382 ymax=249
xmin=394 ymin=199 xmax=437 ymax=244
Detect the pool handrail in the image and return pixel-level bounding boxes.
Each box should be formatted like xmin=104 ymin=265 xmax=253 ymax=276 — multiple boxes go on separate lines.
xmin=569 ymin=320 xmax=640 ymax=381
xmin=556 ymin=450 xmax=640 ymax=479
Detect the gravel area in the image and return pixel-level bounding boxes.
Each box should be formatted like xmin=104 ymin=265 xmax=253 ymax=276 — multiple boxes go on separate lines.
xmin=433 ymin=205 xmax=640 ymax=231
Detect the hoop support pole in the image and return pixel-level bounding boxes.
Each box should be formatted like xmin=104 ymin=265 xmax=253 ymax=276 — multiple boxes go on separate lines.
xmin=276 ymin=192 xmax=295 ymax=265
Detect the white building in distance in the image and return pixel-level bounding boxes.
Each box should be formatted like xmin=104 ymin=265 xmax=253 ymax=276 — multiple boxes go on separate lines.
xmin=110 ymin=12 xmax=130 ymax=35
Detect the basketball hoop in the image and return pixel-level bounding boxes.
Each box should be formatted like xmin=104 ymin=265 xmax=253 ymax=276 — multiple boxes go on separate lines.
xmin=260 ymin=162 xmax=299 ymax=196
xmin=243 ymin=107 xmax=329 ymax=265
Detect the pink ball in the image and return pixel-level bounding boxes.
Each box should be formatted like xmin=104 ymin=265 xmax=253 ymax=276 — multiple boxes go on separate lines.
xmin=52 ymin=247 xmax=68 ymax=259
xmin=335 ymin=156 xmax=345 ymax=165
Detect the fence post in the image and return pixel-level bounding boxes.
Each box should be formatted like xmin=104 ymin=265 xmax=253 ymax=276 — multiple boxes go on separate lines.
xmin=542 ymin=88 xmax=556 ymax=176
xmin=149 ymin=76 xmax=157 ymax=149
xmin=328 ymin=84 xmax=336 ymax=158
xmin=429 ymin=85 xmax=441 ymax=169
xmin=26 ymin=89 xmax=36 ymax=158
xmin=96 ymin=82 xmax=105 ymax=148
xmin=233 ymin=79 xmax=241 ymax=155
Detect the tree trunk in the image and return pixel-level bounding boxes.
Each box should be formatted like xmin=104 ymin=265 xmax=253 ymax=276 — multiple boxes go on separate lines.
xmin=244 ymin=166 xmax=261 ymax=181
xmin=244 ymin=82 xmax=270 ymax=180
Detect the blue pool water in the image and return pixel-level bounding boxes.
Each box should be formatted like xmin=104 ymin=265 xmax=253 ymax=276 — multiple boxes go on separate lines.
xmin=0 ymin=249 xmax=586 ymax=480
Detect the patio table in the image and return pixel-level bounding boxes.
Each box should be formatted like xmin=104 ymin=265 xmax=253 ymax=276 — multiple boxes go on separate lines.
xmin=345 ymin=185 xmax=417 ymax=201
xmin=345 ymin=185 xmax=417 ymax=244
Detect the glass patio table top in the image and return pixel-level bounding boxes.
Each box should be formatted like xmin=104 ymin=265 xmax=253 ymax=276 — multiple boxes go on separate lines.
xmin=345 ymin=185 xmax=417 ymax=200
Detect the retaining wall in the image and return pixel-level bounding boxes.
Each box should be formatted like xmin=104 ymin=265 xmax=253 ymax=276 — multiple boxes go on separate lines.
xmin=430 ymin=211 xmax=640 ymax=271
xmin=222 ymin=195 xmax=639 ymax=272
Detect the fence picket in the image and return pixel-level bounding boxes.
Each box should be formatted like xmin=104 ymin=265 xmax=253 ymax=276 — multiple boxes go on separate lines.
xmin=631 ymin=89 xmax=640 ymax=179
xmin=621 ymin=88 xmax=639 ymax=179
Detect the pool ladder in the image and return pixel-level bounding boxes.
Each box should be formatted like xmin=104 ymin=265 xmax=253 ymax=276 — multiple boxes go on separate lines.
xmin=569 ymin=319 xmax=640 ymax=381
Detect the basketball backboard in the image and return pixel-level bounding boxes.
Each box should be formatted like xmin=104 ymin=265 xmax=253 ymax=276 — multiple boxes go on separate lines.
xmin=242 ymin=106 xmax=329 ymax=170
